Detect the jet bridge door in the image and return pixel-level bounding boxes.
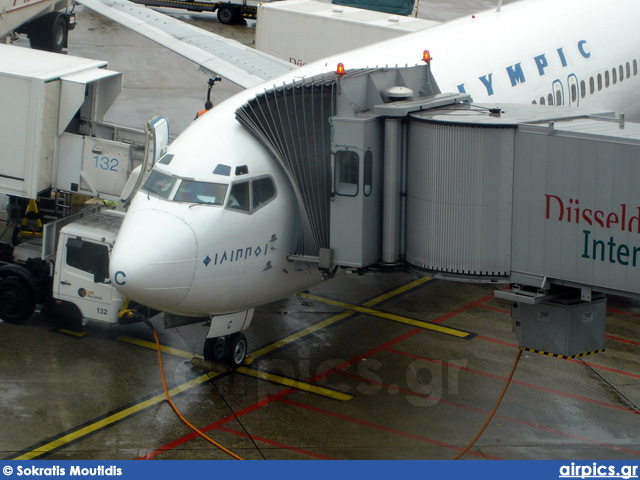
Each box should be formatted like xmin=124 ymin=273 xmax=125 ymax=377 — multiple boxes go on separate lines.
xmin=330 ymin=116 xmax=384 ymax=267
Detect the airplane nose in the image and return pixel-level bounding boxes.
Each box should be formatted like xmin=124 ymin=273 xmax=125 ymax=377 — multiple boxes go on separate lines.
xmin=110 ymin=209 xmax=198 ymax=311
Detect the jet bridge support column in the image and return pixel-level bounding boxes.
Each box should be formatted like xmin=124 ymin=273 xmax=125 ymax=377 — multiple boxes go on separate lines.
xmin=382 ymin=118 xmax=403 ymax=265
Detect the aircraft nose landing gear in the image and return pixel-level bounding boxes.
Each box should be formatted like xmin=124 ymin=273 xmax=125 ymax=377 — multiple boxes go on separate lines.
xmin=203 ymin=332 xmax=248 ymax=368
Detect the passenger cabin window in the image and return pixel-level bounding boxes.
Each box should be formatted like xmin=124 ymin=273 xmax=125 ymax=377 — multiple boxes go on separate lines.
xmin=142 ymin=170 xmax=176 ymax=199
xmin=335 ymin=150 xmax=359 ymax=197
xmin=174 ymin=180 xmax=227 ymax=205
xmin=66 ymin=238 xmax=109 ymax=282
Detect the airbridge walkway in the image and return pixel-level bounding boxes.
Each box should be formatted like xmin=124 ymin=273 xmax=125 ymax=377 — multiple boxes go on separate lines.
xmin=237 ymin=64 xmax=640 ymax=358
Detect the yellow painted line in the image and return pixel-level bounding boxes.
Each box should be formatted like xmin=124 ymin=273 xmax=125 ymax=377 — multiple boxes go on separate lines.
xmin=236 ymin=367 xmax=353 ymax=401
xmin=56 ymin=329 xmax=87 ymax=338
xmin=118 ymin=336 xmax=350 ymax=401
xmin=245 ymin=311 xmax=353 ymax=364
xmin=14 ymin=373 xmax=215 ymax=460
xmin=117 ymin=336 xmax=200 ymax=359
xmin=299 ymin=293 xmax=472 ymax=339
xmin=362 ymin=276 xmax=433 ymax=307
xmin=246 ymin=277 xmax=434 ymax=363
xmin=16 ymin=277 xmax=434 ymax=459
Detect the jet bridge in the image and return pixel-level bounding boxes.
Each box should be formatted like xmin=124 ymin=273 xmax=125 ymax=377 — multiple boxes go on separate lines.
xmin=237 ymin=63 xmax=640 ymax=358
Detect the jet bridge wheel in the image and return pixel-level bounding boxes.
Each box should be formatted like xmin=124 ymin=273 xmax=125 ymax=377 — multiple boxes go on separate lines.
xmin=0 ymin=276 xmax=36 ymax=324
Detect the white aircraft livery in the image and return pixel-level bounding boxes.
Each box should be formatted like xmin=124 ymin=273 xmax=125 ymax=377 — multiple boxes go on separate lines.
xmin=94 ymin=0 xmax=640 ymax=365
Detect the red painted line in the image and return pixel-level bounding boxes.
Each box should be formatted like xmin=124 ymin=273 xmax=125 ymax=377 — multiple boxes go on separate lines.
xmin=477 ymin=336 xmax=640 ymax=380
xmin=306 ymin=328 xmax=422 ymax=384
xmin=476 ymin=335 xmax=519 ymax=348
xmin=430 ymin=293 xmax=495 ymax=325
xmin=478 ymin=304 xmax=510 ymax=315
xmin=216 ymin=426 xmax=335 ymax=459
xmin=278 ymin=397 xmax=499 ymax=460
xmin=574 ymin=360 xmax=640 ymax=380
xmin=335 ymin=370 xmax=640 ymax=457
xmin=137 ymin=390 xmax=295 ymax=460
xmin=387 ymin=349 xmax=639 ymax=416
xmin=605 ymin=334 xmax=640 ymax=347
xmin=136 ymin=290 xmax=510 ymax=459
xmin=607 ymin=308 xmax=640 ymax=319
xmin=136 ymin=329 xmax=426 ymax=459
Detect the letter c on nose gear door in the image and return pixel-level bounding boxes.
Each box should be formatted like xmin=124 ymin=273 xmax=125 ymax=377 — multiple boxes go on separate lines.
xmin=115 ymin=271 xmax=127 ymax=286
xmin=228 ymin=320 xmax=233 ymax=329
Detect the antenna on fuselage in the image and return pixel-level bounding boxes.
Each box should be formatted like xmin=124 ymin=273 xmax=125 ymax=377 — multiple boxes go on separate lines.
xmin=496 ymin=0 xmax=503 ymax=12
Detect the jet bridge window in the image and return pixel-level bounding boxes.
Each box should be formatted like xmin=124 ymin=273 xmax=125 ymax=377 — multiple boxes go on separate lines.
xmin=142 ymin=170 xmax=176 ymax=199
xmin=174 ymin=180 xmax=227 ymax=205
xmin=66 ymin=238 xmax=109 ymax=281
xmin=335 ymin=150 xmax=359 ymax=197
xmin=364 ymin=151 xmax=373 ymax=196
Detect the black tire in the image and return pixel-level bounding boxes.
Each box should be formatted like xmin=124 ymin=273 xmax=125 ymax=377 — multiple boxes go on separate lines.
xmin=11 ymin=226 xmax=21 ymax=246
xmin=203 ymin=337 xmax=226 ymax=362
xmin=29 ymin=13 xmax=67 ymax=53
xmin=49 ymin=14 xmax=68 ymax=53
xmin=0 ymin=276 xmax=36 ymax=324
xmin=217 ymin=6 xmax=236 ymax=25
xmin=226 ymin=332 xmax=247 ymax=368
xmin=50 ymin=299 xmax=84 ymax=332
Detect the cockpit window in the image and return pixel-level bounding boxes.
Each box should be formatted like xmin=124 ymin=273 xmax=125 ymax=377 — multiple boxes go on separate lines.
xmin=174 ymin=180 xmax=227 ymax=205
xmin=142 ymin=170 xmax=176 ymax=199
xmin=227 ymin=181 xmax=250 ymax=212
xmin=226 ymin=176 xmax=277 ymax=214
xmin=252 ymin=176 xmax=276 ymax=209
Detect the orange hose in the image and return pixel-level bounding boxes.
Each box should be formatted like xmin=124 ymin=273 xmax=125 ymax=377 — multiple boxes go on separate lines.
xmin=152 ymin=329 xmax=243 ymax=460
xmin=454 ymin=348 xmax=523 ymax=460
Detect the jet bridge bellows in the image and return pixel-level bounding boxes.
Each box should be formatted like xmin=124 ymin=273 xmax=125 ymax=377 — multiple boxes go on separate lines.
xmin=236 ymin=64 xmax=440 ymax=261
